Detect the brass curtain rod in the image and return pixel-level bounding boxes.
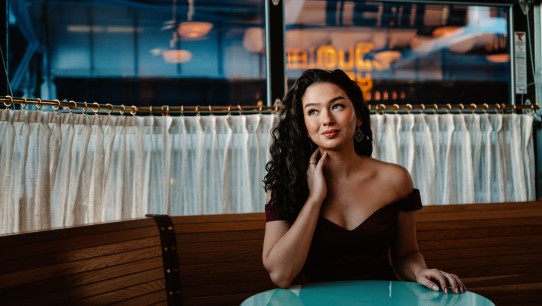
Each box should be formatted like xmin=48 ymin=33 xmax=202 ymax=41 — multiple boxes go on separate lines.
xmin=0 ymin=95 xmax=538 ymax=116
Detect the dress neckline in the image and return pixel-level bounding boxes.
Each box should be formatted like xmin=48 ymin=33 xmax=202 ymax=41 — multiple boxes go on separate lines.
xmin=319 ymin=204 xmax=394 ymax=232
xmin=318 ymin=189 xmax=420 ymax=232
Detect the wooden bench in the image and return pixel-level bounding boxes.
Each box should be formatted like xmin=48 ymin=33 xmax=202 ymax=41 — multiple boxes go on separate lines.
xmin=0 ymin=218 xmax=168 ymax=305
xmin=171 ymin=213 xmax=274 ymax=306
xmin=417 ymin=201 xmax=542 ymax=306
xmin=1 ymin=201 xmax=541 ymax=306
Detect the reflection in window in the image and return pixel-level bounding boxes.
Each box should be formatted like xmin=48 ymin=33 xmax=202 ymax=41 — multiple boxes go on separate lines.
xmin=8 ymin=0 xmax=266 ymax=106
xmin=285 ymin=1 xmax=511 ymax=105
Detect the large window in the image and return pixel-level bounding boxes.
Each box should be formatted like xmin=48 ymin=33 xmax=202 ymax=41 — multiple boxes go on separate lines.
xmin=285 ymin=1 xmax=512 ymax=105
xmin=5 ymin=1 xmax=518 ymax=107
xmin=7 ymin=0 xmax=266 ymax=106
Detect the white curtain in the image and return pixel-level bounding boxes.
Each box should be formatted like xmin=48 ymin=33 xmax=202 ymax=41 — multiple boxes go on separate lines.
xmin=0 ymin=109 xmax=535 ymax=234
xmin=371 ymin=113 xmax=535 ymax=205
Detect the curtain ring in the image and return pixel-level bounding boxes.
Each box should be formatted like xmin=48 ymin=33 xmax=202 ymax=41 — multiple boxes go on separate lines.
xmin=92 ymin=102 xmax=100 ymax=115
xmin=68 ymin=100 xmax=77 ymax=113
xmin=378 ymin=104 xmax=386 ymax=114
xmin=162 ymin=105 xmax=169 ymax=116
xmin=105 ymin=103 xmax=113 ymax=115
xmin=419 ymin=104 xmax=426 ymax=114
xmin=36 ymin=98 xmax=43 ymax=110
xmin=392 ymin=104 xmax=399 ymax=114
xmin=482 ymin=103 xmax=489 ymax=113
xmin=469 ymin=103 xmax=477 ymax=113
xmin=4 ymin=95 xmax=13 ymax=108
xmin=130 ymin=105 xmax=137 ymax=116
xmin=53 ymin=99 xmax=61 ymax=112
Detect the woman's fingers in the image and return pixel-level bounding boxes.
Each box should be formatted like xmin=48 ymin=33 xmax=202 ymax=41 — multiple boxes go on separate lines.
xmin=309 ymin=149 xmax=319 ymax=166
xmin=417 ymin=269 xmax=465 ymax=294
xmin=417 ymin=275 xmax=440 ymax=292
xmin=316 ymin=151 xmax=327 ymax=168
xmin=445 ymin=273 xmax=466 ymax=293
xmin=306 ymin=149 xmax=327 ymax=203
xmin=309 ymin=149 xmax=327 ymax=168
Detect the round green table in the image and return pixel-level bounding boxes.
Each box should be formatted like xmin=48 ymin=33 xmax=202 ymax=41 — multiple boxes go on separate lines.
xmin=241 ymin=280 xmax=494 ymax=306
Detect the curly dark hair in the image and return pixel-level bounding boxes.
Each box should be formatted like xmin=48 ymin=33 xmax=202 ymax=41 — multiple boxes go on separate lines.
xmin=263 ymin=69 xmax=373 ymax=221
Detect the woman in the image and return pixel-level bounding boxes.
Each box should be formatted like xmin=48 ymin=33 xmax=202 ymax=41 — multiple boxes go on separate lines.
xmin=262 ymin=69 xmax=465 ymax=294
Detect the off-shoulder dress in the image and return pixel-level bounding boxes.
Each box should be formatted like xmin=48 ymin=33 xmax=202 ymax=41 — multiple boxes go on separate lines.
xmin=265 ymin=189 xmax=423 ymax=283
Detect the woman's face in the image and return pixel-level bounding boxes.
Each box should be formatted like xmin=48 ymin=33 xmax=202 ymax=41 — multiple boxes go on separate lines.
xmin=301 ymin=82 xmax=360 ymax=152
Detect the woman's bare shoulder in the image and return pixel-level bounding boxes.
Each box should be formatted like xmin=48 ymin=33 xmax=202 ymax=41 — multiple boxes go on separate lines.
xmin=369 ymin=158 xmax=414 ymax=198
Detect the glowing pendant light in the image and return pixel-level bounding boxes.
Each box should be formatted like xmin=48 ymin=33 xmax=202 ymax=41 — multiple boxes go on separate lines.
xmin=177 ymin=0 xmax=213 ymax=40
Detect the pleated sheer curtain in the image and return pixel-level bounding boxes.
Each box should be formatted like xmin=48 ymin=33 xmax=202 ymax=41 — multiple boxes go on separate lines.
xmin=0 ymin=109 xmax=535 ymax=234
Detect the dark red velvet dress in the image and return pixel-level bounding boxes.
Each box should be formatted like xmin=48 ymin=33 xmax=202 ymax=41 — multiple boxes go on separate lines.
xmin=265 ymin=189 xmax=422 ymax=284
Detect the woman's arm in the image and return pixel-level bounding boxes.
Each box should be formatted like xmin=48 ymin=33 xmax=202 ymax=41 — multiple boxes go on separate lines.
xmin=387 ymin=164 xmax=465 ymax=294
xmin=262 ymin=198 xmax=322 ymax=288
xmin=262 ymin=150 xmax=327 ymax=288
xmin=392 ymin=209 xmax=466 ymax=294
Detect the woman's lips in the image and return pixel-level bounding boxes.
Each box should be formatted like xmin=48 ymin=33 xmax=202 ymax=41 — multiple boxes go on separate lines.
xmin=322 ymin=129 xmax=339 ymax=138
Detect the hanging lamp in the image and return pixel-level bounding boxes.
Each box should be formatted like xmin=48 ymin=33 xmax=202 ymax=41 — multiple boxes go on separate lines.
xmin=159 ymin=0 xmax=193 ymax=63
xmin=177 ymin=0 xmax=213 ymax=40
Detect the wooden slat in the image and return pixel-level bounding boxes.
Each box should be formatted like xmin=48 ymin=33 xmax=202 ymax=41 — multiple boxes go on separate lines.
xmin=0 ymin=218 xmax=158 ymax=246
xmin=2 ymin=259 xmax=164 ymax=300
xmin=69 ymin=279 xmax=167 ymax=305
xmin=176 ymin=230 xmax=265 ymax=243
xmin=0 ymin=219 xmax=159 ymax=261
xmin=1 ymin=236 xmax=162 ymax=274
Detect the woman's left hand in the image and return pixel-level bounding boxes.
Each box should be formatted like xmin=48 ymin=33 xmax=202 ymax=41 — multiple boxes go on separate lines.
xmin=415 ymin=268 xmax=466 ymax=294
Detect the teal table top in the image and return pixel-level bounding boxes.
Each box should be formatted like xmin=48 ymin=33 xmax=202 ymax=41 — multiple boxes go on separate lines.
xmin=241 ymin=280 xmax=495 ymax=306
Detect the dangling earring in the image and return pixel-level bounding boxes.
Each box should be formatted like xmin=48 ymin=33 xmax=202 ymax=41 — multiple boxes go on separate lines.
xmin=355 ymin=126 xmax=364 ymax=143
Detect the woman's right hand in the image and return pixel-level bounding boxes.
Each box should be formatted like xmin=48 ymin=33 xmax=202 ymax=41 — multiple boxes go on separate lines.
xmin=307 ymin=149 xmax=328 ymax=203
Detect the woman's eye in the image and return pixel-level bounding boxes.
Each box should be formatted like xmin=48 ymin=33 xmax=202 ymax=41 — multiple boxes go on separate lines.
xmin=332 ymin=103 xmax=345 ymax=110
xmin=307 ymin=109 xmax=318 ymax=116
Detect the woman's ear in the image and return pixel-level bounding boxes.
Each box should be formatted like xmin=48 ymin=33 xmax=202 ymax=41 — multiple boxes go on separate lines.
xmin=356 ymin=119 xmax=362 ymax=128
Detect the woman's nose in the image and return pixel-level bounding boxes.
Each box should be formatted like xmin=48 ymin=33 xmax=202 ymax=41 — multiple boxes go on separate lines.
xmin=322 ymin=110 xmax=335 ymax=125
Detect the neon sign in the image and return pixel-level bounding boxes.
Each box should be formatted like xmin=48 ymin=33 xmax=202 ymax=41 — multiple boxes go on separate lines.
xmin=287 ymin=42 xmax=396 ymax=95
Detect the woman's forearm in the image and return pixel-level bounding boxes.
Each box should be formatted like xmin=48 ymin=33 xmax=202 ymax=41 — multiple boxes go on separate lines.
xmin=394 ymin=251 xmax=428 ymax=282
xmin=263 ymin=197 xmax=322 ymax=288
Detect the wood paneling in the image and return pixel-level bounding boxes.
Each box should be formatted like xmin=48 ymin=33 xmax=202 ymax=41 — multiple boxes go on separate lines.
xmin=0 ymin=218 xmax=167 ymax=306
xmin=2 ymin=202 xmax=541 ymax=306
xmin=171 ymin=213 xmax=274 ymax=306
xmin=417 ymin=201 xmax=542 ymax=306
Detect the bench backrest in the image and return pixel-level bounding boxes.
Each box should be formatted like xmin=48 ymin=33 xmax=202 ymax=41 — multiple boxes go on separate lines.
xmin=0 ymin=218 xmax=168 ymax=305
xmin=171 ymin=213 xmax=274 ymax=306
xmin=1 ymin=201 xmax=541 ymax=306
xmin=417 ymin=201 xmax=542 ymax=305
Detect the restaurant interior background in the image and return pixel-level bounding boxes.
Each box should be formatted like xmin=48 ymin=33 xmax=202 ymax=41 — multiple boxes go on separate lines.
xmin=1 ymin=0 xmax=541 ymax=233
xmin=4 ymin=0 xmax=540 ymax=106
